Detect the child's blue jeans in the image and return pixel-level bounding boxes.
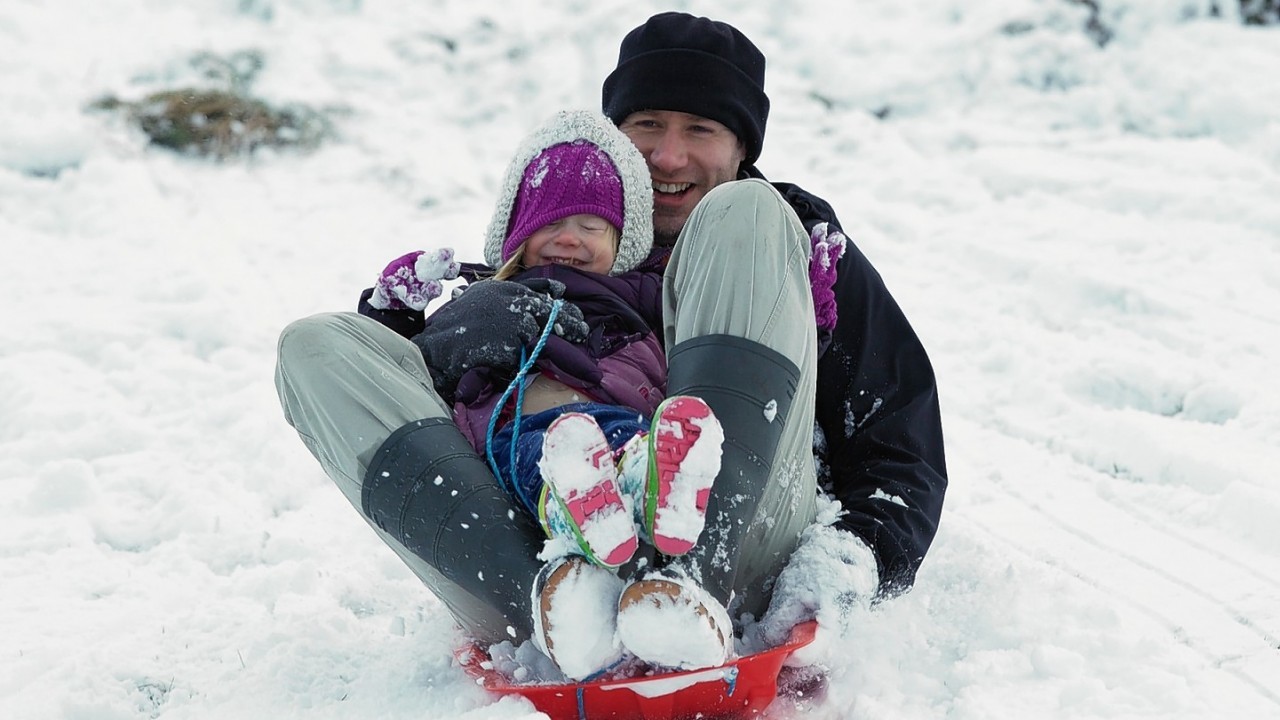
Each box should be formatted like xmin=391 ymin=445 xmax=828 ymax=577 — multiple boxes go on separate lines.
xmin=489 ymin=402 xmax=649 ymax=516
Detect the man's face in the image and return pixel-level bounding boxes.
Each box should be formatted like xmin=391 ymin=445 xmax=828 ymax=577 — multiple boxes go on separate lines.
xmin=618 ymin=110 xmax=746 ymax=246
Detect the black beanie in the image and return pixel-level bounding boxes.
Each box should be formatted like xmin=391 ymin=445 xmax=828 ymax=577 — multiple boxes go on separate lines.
xmin=602 ymin=12 xmax=770 ymax=165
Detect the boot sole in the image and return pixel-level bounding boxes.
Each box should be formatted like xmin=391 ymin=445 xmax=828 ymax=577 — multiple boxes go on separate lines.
xmin=541 ymin=412 xmax=638 ymax=568
xmin=646 ymin=397 xmax=723 ymax=556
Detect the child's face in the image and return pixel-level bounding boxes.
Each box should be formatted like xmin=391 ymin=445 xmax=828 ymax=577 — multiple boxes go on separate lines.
xmin=523 ymin=214 xmax=618 ymax=274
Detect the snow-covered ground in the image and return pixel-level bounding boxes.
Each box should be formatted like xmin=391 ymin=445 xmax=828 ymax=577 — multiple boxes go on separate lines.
xmin=3 ymin=1 xmax=1279 ymax=718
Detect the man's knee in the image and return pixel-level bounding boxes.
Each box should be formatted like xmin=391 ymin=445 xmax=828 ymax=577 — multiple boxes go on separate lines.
xmin=277 ymin=312 xmax=350 ymax=362
xmin=699 ymin=178 xmax=790 ymax=221
xmin=703 ymin=176 xmax=780 ymax=205
xmin=277 ymin=312 xmax=399 ymax=372
xmin=685 ymin=179 xmax=804 ymax=255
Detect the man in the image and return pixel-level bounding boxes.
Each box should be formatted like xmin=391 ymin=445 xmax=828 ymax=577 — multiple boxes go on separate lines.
xmin=274 ymin=10 xmax=945 ymax=677
xmin=599 ymin=12 xmax=948 ymax=649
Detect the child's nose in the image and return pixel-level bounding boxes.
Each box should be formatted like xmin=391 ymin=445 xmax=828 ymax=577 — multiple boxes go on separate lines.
xmin=552 ymin=227 xmax=582 ymax=245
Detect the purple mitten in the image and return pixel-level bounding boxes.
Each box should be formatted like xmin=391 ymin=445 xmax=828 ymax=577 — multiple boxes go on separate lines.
xmin=368 ymin=248 xmax=462 ymax=311
xmin=809 ymin=223 xmax=847 ymax=331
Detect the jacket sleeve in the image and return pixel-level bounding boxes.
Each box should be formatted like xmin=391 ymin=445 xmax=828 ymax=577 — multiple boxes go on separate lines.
xmin=357 ymin=287 xmax=427 ymax=339
xmin=765 ymin=174 xmax=948 ymax=597
xmin=767 ymin=180 xmax=842 ymax=354
xmin=815 ymin=240 xmax=948 ymax=597
xmin=355 ymin=262 xmax=493 ymax=339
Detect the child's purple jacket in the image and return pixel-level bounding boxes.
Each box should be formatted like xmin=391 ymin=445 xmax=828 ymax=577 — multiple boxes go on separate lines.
xmin=361 ymin=258 xmax=667 ymax=455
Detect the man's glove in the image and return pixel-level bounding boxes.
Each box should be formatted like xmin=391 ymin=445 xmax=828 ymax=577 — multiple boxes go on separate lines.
xmin=410 ymin=278 xmax=590 ymax=395
xmin=809 ymin=223 xmax=847 ymax=331
xmin=368 ymin=248 xmax=462 ymax=311
xmin=748 ymin=511 xmax=878 ymax=664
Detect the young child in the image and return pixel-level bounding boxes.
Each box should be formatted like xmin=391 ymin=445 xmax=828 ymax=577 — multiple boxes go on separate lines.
xmin=489 ymin=128 xmax=725 ymax=570
xmin=369 ymin=111 xmax=732 ymax=679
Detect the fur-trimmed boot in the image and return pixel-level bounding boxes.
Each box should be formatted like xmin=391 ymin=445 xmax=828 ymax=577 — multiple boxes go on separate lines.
xmin=531 ymin=556 xmax=626 ymax=680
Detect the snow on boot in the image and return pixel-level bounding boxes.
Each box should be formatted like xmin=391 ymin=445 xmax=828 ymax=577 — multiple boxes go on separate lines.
xmin=615 ymin=432 xmax=649 ymax=531
xmin=539 ymin=412 xmax=638 ymax=568
xmin=531 ymin=556 xmax=626 ymax=681
xmin=645 ymin=396 xmax=724 ymax=556
xmin=615 ymin=571 xmax=732 ymax=671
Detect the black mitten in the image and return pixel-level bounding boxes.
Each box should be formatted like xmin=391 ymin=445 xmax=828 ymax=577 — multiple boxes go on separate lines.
xmin=410 ymin=278 xmax=588 ymax=396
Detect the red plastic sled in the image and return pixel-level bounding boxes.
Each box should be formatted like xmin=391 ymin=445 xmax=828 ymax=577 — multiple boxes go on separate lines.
xmin=455 ymin=620 xmax=817 ymax=720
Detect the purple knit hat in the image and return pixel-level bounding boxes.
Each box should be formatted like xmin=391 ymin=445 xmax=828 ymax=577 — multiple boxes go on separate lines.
xmin=501 ymin=141 xmax=625 ymax=264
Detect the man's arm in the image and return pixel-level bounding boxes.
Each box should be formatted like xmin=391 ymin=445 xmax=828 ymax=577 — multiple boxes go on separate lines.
xmin=815 ymin=240 xmax=948 ymax=596
xmin=762 ymin=173 xmax=948 ymax=596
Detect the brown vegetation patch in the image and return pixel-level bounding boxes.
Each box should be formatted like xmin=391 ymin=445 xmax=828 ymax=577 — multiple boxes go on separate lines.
xmin=89 ymin=50 xmax=330 ymax=160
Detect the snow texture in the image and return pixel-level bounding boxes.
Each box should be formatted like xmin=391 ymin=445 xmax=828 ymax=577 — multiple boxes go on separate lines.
xmin=2 ymin=1 xmax=1280 ymax=719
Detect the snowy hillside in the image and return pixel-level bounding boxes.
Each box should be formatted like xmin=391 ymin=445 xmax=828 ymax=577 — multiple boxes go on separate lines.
xmin=2 ymin=1 xmax=1279 ymax=718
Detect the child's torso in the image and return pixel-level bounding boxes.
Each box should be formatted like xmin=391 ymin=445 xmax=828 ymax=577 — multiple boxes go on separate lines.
xmin=521 ymin=374 xmax=589 ymax=415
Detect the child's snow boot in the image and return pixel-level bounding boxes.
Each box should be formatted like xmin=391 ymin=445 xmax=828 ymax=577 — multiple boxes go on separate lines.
xmin=538 ymin=412 xmax=639 ymax=568
xmin=531 ymin=556 xmax=626 ymax=681
xmin=617 ymin=396 xmax=723 ymax=556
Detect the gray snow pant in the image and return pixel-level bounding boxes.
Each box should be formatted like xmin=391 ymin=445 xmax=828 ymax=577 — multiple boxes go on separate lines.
xmin=273 ymin=177 xmax=817 ymax=639
xmin=273 ymin=312 xmax=538 ymax=642
xmin=661 ymin=178 xmax=818 ymax=618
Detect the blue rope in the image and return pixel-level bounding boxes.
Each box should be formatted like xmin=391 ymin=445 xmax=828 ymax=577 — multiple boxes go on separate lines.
xmin=724 ymin=664 xmax=740 ymax=696
xmin=484 ymin=299 xmax=564 ymax=514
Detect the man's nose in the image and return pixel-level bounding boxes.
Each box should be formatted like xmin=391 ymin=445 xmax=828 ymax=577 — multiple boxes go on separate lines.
xmin=648 ymin=129 xmax=687 ymax=172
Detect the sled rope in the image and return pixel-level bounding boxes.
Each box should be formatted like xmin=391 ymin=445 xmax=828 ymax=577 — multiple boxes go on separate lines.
xmin=724 ymin=664 xmax=740 ymax=696
xmin=484 ymin=299 xmax=563 ymax=514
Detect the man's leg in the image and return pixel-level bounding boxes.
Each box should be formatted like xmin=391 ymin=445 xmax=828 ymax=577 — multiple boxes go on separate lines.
xmin=662 ymin=178 xmax=819 ymax=620
xmin=274 ymin=312 xmax=448 ymax=497
xmin=275 ymin=312 xmax=543 ymax=643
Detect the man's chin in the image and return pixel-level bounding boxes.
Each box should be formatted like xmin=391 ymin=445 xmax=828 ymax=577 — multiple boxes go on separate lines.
xmin=653 ymin=214 xmax=688 ymax=247
xmin=654 ymin=228 xmax=681 ymax=247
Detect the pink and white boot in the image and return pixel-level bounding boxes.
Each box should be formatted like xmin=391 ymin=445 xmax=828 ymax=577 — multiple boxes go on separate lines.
xmin=618 ymin=396 xmax=724 ymax=557
xmin=539 ymin=412 xmax=639 ymax=568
